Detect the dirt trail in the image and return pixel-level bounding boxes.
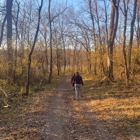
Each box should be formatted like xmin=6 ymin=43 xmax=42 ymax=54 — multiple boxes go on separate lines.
xmin=45 ymin=76 xmax=71 ymax=140
xmin=0 ymin=76 xmax=137 ymax=140
xmin=45 ymin=76 xmax=120 ymax=140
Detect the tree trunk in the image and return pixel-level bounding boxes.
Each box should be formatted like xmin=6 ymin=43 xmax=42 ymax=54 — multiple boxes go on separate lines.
xmin=88 ymin=0 xmax=97 ymax=75
xmin=122 ymin=0 xmax=129 ymax=86
xmin=127 ymin=0 xmax=137 ymax=82
xmin=26 ymin=0 xmax=43 ymax=95
xmin=62 ymin=34 xmax=66 ymax=74
xmin=0 ymin=14 xmax=7 ymax=47
xmin=107 ymin=0 xmax=120 ymax=81
xmin=56 ymin=48 xmax=61 ymax=76
xmin=48 ymin=0 xmax=53 ymax=83
xmin=136 ymin=7 xmax=140 ymax=48
xmin=103 ymin=0 xmax=109 ymax=76
xmin=44 ymin=32 xmax=49 ymax=74
xmin=6 ymin=0 xmax=13 ymax=81
xmin=13 ymin=1 xmax=20 ymax=82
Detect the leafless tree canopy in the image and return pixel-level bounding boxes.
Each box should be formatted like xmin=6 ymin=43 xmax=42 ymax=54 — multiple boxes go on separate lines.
xmin=0 ymin=0 xmax=139 ymax=90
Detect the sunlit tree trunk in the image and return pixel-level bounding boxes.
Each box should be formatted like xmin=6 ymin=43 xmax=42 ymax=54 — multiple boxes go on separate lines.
xmin=136 ymin=7 xmax=140 ymax=48
xmin=48 ymin=0 xmax=53 ymax=83
xmin=121 ymin=0 xmax=129 ymax=86
xmin=107 ymin=0 xmax=120 ymax=81
xmin=88 ymin=0 xmax=97 ymax=75
xmin=102 ymin=0 xmax=109 ymax=76
xmin=94 ymin=0 xmax=105 ymax=76
xmin=127 ymin=0 xmax=137 ymax=83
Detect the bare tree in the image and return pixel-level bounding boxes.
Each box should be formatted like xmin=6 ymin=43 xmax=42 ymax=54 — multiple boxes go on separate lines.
xmin=57 ymin=13 xmax=67 ymax=74
xmin=48 ymin=0 xmax=53 ymax=83
xmin=48 ymin=3 xmax=68 ymax=82
xmin=120 ymin=0 xmax=130 ymax=85
xmin=6 ymin=0 xmax=13 ymax=81
xmin=40 ymin=20 xmax=49 ymax=75
xmin=127 ymin=0 xmax=138 ymax=84
xmin=136 ymin=4 xmax=140 ymax=48
xmin=93 ymin=0 xmax=106 ymax=76
xmin=26 ymin=0 xmax=43 ymax=95
xmin=52 ymin=24 xmax=62 ymax=76
xmin=0 ymin=12 xmax=7 ymax=47
xmin=106 ymin=0 xmax=120 ymax=81
xmin=13 ymin=0 xmax=20 ymax=81
xmin=88 ymin=0 xmax=97 ymax=75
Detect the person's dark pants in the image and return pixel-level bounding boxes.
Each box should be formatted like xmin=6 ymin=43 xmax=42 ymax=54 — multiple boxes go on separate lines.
xmin=72 ymin=83 xmax=75 ymax=89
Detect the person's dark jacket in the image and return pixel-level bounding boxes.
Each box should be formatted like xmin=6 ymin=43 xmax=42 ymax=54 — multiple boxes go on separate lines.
xmin=74 ymin=75 xmax=84 ymax=85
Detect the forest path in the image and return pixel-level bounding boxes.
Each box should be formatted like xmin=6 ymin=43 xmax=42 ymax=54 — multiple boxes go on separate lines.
xmin=45 ymin=76 xmax=71 ymax=140
xmin=45 ymin=76 xmax=120 ymax=140
xmin=0 ymin=76 xmax=136 ymax=139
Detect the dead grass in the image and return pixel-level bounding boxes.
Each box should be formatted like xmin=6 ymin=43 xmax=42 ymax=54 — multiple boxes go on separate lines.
xmin=82 ymin=74 xmax=140 ymax=139
xmin=0 ymin=75 xmax=63 ymax=140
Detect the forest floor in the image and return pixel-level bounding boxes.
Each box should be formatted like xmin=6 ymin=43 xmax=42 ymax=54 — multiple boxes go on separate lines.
xmin=0 ymin=75 xmax=140 ymax=140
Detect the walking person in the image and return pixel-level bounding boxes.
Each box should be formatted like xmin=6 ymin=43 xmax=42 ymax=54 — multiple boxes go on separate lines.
xmin=71 ymin=73 xmax=75 ymax=90
xmin=73 ymin=72 xmax=84 ymax=100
